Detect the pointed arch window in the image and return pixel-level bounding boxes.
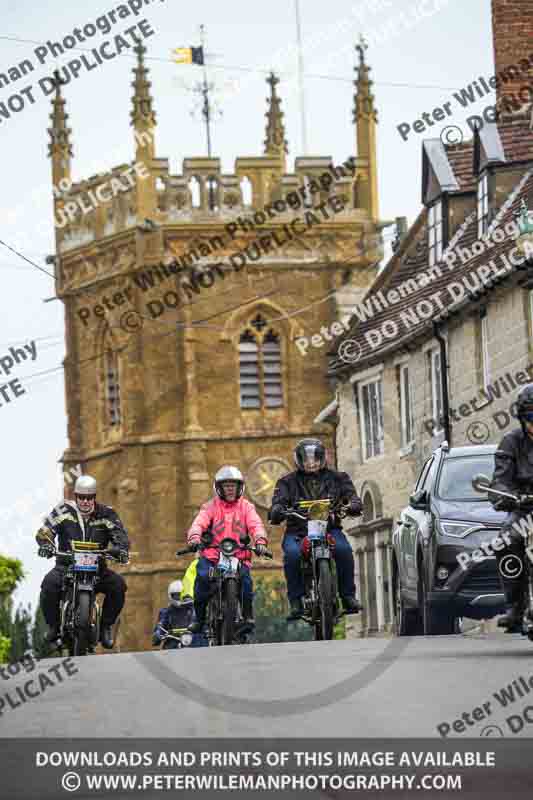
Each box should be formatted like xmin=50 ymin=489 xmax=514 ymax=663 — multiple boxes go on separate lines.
xmin=238 ymin=313 xmax=283 ymax=409
xmin=105 ymin=349 xmax=121 ymax=426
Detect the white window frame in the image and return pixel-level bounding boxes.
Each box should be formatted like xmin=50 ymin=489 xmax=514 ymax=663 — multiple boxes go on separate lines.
xmin=399 ymin=362 xmax=414 ymax=450
xmin=477 ymin=173 xmax=489 ymax=238
xmin=481 ymin=313 xmax=490 ymax=390
xmin=428 ymin=199 xmax=443 ymax=267
xmin=358 ymin=376 xmax=384 ymax=462
xmin=429 ymin=348 xmax=444 ymax=435
xmin=529 ymin=290 xmax=533 ymax=339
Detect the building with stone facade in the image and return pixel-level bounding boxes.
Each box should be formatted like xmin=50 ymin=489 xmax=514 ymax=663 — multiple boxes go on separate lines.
xmin=49 ymin=42 xmax=388 ymax=650
xmin=324 ymin=0 xmax=533 ymax=638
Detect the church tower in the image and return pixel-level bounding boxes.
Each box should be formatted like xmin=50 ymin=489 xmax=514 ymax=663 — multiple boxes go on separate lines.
xmin=52 ymin=44 xmax=385 ymax=651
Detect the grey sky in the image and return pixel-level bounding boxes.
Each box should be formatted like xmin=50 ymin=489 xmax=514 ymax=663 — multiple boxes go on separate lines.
xmin=0 ymin=0 xmax=493 ymax=610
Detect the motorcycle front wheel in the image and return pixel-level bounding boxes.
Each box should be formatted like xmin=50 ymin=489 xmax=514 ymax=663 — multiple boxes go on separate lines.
xmin=73 ymin=592 xmax=92 ymax=656
xmin=317 ymin=559 xmax=335 ymax=641
xmin=221 ymin=579 xmax=238 ymax=646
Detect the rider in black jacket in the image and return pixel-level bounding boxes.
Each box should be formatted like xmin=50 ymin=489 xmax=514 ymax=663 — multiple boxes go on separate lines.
xmin=269 ymin=438 xmax=363 ymax=620
xmin=490 ymin=383 xmax=533 ymax=632
xmin=36 ymin=475 xmax=129 ymax=649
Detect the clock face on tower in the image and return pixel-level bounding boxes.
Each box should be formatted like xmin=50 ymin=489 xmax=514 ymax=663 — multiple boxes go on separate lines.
xmin=246 ymin=457 xmax=291 ymax=510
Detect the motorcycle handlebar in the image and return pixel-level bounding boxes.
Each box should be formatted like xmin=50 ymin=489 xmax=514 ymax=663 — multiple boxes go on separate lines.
xmin=50 ymin=548 xmax=121 ymax=562
xmin=478 ymin=485 xmax=533 ymax=507
xmin=176 ymin=544 xmax=273 ymax=559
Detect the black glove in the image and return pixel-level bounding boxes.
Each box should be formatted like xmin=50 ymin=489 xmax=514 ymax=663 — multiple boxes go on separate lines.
xmin=109 ymin=545 xmax=128 ymax=564
xmin=269 ymin=505 xmax=287 ymax=524
xmin=38 ymin=545 xmax=54 ymax=559
xmin=344 ymin=498 xmax=363 ymax=517
xmin=255 ymin=543 xmax=268 ymax=556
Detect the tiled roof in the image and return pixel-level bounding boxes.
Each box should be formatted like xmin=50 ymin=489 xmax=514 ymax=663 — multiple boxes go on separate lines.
xmin=330 ymin=121 xmax=533 ymax=376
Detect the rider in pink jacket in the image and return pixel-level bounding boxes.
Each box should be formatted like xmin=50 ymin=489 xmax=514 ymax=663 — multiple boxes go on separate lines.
xmin=187 ymin=466 xmax=268 ymax=632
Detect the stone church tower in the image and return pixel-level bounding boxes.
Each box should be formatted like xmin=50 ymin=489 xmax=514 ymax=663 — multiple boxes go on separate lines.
xmin=51 ymin=43 xmax=385 ymax=651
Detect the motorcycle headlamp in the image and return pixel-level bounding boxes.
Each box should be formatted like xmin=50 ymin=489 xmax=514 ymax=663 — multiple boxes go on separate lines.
xmin=180 ymin=633 xmax=193 ymax=647
xmin=220 ymin=538 xmax=236 ymax=555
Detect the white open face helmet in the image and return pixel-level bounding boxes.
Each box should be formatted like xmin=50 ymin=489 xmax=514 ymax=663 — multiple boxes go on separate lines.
xmin=214 ymin=465 xmax=245 ymax=502
xmin=74 ymin=475 xmax=97 ymax=516
xmin=168 ymin=580 xmax=183 ymax=608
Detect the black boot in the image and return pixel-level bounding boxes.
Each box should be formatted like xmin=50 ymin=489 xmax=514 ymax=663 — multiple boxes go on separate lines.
xmin=342 ymin=596 xmax=363 ymax=615
xmin=497 ymin=603 xmax=522 ymax=633
xmin=241 ymin=597 xmax=255 ymax=626
xmin=286 ymin=598 xmax=304 ymax=621
xmin=46 ymin=624 xmax=60 ymax=644
xmin=100 ymin=625 xmax=114 ymax=649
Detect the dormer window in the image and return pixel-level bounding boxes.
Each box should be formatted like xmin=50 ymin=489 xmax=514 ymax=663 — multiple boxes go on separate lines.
xmin=477 ymin=173 xmax=489 ymax=238
xmin=428 ymin=200 xmax=443 ymax=267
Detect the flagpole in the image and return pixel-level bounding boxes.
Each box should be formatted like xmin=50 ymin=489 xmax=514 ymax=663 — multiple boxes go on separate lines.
xmin=199 ymin=24 xmax=212 ymax=159
xmin=294 ymin=0 xmax=308 ymax=155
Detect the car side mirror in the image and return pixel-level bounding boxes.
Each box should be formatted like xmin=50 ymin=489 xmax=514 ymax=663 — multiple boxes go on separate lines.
xmin=409 ymin=489 xmax=429 ymax=511
xmin=472 ymin=473 xmax=491 ymax=493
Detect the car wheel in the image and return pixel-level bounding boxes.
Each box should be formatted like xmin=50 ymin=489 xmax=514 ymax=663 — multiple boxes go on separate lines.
xmin=393 ymin=564 xmax=422 ymax=636
xmin=419 ymin=566 xmax=456 ymax=635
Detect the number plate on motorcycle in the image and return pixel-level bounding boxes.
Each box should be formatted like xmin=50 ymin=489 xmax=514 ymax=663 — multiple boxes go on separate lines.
xmin=218 ymin=554 xmax=239 ymax=572
xmin=73 ymin=552 xmax=99 ymax=572
xmin=308 ymin=520 xmax=327 ymax=540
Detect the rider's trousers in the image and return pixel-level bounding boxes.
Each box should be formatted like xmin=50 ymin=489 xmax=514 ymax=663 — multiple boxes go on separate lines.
xmin=194 ymin=556 xmax=253 ymax=618
xmin=282 ymin=528 xmax=356 ymax=602
xmin=497 ymin=511 xmax=529 ymax=606
xmin=40 ymin=565 xmax=127 ymax=627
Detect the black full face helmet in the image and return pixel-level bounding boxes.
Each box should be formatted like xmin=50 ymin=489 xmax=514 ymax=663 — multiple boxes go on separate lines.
xmin=517 ymin=383 xmax=533 ymax=432
xmin=293 ymin=438 xmax=326 ymax=473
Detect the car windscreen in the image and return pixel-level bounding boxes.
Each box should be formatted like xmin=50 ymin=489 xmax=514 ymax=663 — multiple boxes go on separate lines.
xmin=436 ymin=454 xmax=495 ymax=500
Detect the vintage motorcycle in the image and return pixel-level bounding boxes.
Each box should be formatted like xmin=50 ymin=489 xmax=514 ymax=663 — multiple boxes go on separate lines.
xmin=176 ymin=532 xmax=272 ymax=646
xmin=41 ymin=536 xmax=123 ymax=656
xmin=285 ymin=498 xmax=346 ymax=641
xmin=472 ymin=473 xmax=533 ymax=640
xmin=155 ymin=625 xmax=195 ymax=650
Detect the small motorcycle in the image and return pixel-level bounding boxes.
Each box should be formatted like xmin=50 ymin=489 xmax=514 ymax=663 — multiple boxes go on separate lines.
xmin=176 ymin=533 xmax=272 ymax=646
xmin=473 ymin=473 xmax=533 ymax=640
xmin=156 ymin=625 xmax=195 ymax=650
xmin=42 ymin=538 xmax=123 ymax=656
xmin=285 ymin=499 xmax=346 ymax=641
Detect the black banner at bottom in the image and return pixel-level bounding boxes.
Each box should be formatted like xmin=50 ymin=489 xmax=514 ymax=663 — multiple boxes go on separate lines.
xmin=1 ymin=738 xmax=532 ymax=799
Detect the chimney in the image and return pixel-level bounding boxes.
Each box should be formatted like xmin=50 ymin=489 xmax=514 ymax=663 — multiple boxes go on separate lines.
xmin=491 ymin=0 xmax=533 ymax=115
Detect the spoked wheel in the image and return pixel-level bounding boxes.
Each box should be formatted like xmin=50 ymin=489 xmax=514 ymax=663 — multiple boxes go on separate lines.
xmin=393 ymin=566 xmax=422 ymax=636
xmin=317 ymin=560 xmax=335 ymax=641
xmin=221 ymin=579 xmax=238 ymax=646
xmin=207 ymin=597 xmax=221 ymax=647
xmin=73 ymin=593 xmax=91 ymax=656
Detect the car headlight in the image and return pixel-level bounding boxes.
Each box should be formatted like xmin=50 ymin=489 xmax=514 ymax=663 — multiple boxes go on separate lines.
xmin=180 ymin=633 xmax=193 ymax=647
xmin=438 ymin=519 xmax=481 ymax=538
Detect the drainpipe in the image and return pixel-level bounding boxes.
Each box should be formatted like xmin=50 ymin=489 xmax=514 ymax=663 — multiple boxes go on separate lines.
xmin=433 ymin=321 xmax=452 ymax=445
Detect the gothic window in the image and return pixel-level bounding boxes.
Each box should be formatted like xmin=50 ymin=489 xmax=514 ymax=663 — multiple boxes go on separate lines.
xmin=238 ymin=313 xmax=283 ymax=410
xmin=188 ymin=176 xmax=201 ymax=208
xmin=240 ymin=176 xmax=252 ymax=206
xmin=105 ymin=349 xmax=121 ymax=426
xmin=206 ymin=175 xmax=219 ymax=211
xmin=362 ymin=489 xmax=376 ymax=521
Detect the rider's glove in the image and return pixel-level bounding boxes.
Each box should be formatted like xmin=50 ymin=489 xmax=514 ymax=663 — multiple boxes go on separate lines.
xmin=344 ymin=497 xmax=363 ymax=517
xmin=269 ymin=505 xmax=287 ymax=524
xmin=38 ymin=545 xmax=54 ymax=559
xmin=255 ymin=543 xmax=268 ymax=556
xmin=109 ymin=545 xmax=128 ymax=564
xmin=188 ymin=534 xmax=201 ymax=551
